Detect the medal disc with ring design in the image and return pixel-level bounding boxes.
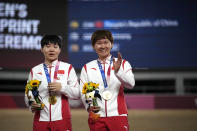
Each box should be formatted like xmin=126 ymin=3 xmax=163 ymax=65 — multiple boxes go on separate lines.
xmin=102 ymin=90 xmax=112 ymax=100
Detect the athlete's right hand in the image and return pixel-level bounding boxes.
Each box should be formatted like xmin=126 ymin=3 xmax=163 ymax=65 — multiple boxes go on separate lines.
xmin=88 ymin=106 xmax=100 ymax=113
xmin=31 ymin=101 xmax=41 ymax=113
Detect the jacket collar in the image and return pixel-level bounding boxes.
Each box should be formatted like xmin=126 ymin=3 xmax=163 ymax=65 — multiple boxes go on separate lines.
xmin=44 ymin=59 xmax=58 ymax=67
xmin=97 ymin=55 xmax=112 ymax=64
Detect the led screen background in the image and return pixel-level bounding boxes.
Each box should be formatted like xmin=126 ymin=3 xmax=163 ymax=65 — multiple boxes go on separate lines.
xmin=1 ymin=0 xmax=197 ymax=71
xmin=0 ymin=0 xmax=67 ymax=70
xmin=67 ymin=0 xmax=197 ymax=70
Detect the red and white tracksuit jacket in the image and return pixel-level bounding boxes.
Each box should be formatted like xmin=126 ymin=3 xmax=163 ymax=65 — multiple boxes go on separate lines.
xmin=80 ymin=56 xmax=135 ymax=117
xmin=25 ymin=60 xmax=80 ymax=121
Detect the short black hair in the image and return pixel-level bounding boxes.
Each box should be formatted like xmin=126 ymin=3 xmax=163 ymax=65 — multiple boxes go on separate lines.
xmin=91 ymin=30 xmax=114 ymax=46
xmin=41 ymin=35 xmax=62 ymax=48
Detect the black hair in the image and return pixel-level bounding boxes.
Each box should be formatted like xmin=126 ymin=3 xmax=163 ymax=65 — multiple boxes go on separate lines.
xmin=91 ymin=30 xmax=114 ymax=46
xmin=41 ymin=35 xmax=62 ymax=48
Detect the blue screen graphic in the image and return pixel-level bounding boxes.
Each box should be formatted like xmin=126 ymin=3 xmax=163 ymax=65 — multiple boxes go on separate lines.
xmin=67 ymin=0 xmax=197 ymax=70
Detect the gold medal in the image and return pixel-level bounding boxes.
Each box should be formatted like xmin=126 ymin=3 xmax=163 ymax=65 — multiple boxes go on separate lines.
xmin=102 ymin=91 xmax=112 ymax=100
xmin=48 ymin=96 xmax=57 ymax=105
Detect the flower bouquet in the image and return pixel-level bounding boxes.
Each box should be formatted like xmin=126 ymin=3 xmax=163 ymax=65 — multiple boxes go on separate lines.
xmin=25 ymin=80 xmax=45 ymax=110
xmin=82 ymin=82 xmax=102 ymax=122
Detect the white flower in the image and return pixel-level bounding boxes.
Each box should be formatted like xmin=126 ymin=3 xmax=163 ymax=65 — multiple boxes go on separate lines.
xmin=85 ymin=91 xmax=95 ymax=99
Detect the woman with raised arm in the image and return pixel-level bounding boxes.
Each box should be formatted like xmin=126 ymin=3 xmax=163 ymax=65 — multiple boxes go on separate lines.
xmin=80 ymin=30 xmax=135 ymax=131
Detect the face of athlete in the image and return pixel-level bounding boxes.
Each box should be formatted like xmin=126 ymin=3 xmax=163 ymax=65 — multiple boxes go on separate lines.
xmin=41 ymin=43 xmax=61 ymax=64
xmin=93 ymin=38 xmax=113 ymax=61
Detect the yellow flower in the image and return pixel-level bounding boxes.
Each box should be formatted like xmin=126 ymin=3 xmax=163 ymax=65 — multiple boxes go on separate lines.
xmin=96 ymin=83 xmax=99 ymax=87
xmin=90 ymin=82 xmax=94 ymax=87
xmin=30 ymin=80 xmax=40 ymax=88
xmin=82 ymin=83 xmax=88 ymax=94
xmin=25 ymin=86 xmax=28 ymax=94
xmin=25 ymin=83 xmax=30 ymax=94
xmin=40 ymin=103 xmax=45 ymax=109
xmin=82 ymin=87 xmax=87 ymax=94
xmin=94 ymin=83 xmax=99 ymax=89
xmin=82 ymin=82 xmax=100 ymax=94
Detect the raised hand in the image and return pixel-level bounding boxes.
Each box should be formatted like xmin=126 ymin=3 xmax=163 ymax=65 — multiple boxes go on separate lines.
xmin=113 ymin=52 xmax=122 ymax=73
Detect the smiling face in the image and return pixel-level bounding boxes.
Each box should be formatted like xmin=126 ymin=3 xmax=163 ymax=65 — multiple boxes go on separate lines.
xmin=93 ymin=38 xmax=113 ymax=61
xmin=41 ymin=43 xmax=61 ymax=64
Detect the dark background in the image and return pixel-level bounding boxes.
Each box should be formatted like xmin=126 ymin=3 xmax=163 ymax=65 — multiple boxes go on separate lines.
xmin=0 ymin=0 xmax=68 ymax=70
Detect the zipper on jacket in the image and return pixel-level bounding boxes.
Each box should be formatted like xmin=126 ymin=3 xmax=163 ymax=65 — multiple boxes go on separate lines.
xmin=105 ymin=100 xmax=108 ymax=117
xmin=103 ymin=63 xmax=108 ymax=117
xmin=49 ymin=66 xmax=52 ymax=122
xmin=104 ymin=63 xmax=107 ymax=117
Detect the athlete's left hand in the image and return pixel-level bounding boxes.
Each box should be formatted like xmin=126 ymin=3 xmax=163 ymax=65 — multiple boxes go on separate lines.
xmin=48 ymin=82 xmax=62 ymax=92
xmin=113 ymin=52 xmax=122 ymax=73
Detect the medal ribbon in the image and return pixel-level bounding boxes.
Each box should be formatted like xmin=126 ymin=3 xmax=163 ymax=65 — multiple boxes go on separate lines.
xmin=97 ymin=56 xmax=113 ymax=89
xmin=43 ymin=61 xmax=60 ymax=83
